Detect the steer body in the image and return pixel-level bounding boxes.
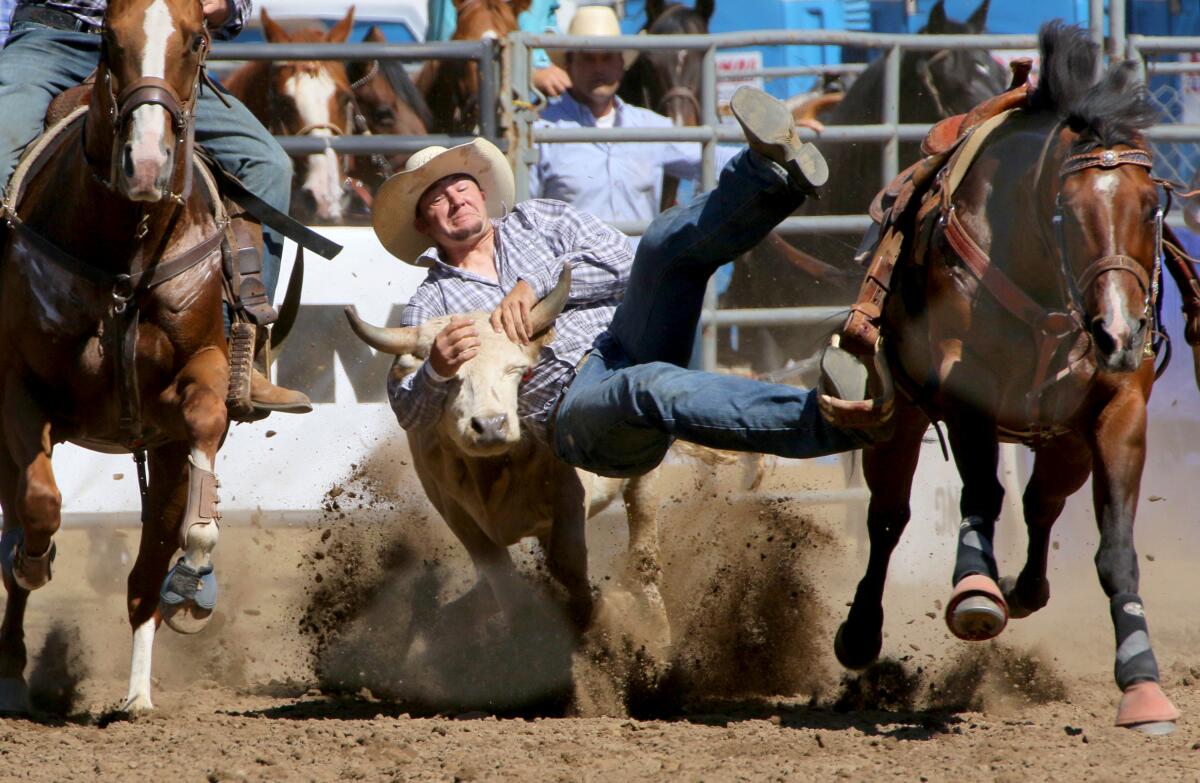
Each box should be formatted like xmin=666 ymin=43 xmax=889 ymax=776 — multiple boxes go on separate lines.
xmin=345 ymin=272 xmax=668 ymax=640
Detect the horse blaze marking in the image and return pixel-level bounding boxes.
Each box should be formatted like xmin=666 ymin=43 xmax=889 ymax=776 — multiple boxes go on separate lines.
xmin=131 ymin=0 xmax=174 ymax=161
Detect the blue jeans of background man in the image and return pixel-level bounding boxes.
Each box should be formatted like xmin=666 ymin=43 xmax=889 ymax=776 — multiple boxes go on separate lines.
xmin=0 ymin=21 xmax=292 ymax=299
xmin=553 ymin=150 xmax=864 ymax=478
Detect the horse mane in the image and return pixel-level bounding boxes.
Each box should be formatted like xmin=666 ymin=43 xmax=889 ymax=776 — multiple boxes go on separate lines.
xmin=1029 ymin=21 xmax=1158 ymax=149
xmin=643 ymin=1 xmax=710 ymax=33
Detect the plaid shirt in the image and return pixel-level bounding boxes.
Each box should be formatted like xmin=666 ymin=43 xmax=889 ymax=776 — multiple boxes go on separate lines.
xmin=17 ymin=0 xmax=251 ymax=38
xmin=388 ymin=199 xmax=633 ymax=444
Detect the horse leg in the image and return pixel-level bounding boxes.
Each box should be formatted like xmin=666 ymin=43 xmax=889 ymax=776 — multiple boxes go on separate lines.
xmin=1090 ymin=391 xmax=1179 ymax=734
xmin=835 ymin=399 xmax=928 ymax=669
xmin=122 ymin=443 xmax=190 ymax=712
xmin=999 ymin=434 xmax=1091 ymax=618
xmin=0 ymin=438 xmax=31 ymax=713
xmin=2 ymin=376 xmax=62 ymax=592
xmin=943 ymin=406 xmax=1009 ymax=641
xmin=158 ymin=347 xmax=228 ymax=635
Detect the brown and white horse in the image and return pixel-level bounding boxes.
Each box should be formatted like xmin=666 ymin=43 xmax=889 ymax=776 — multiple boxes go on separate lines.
xmin=0 ymin=0 xmax=236 ymax=711
xmin=416 ymin=0 xmax=525 ymax=134
xmin=224 ymin=8 xmax=359 ymax=223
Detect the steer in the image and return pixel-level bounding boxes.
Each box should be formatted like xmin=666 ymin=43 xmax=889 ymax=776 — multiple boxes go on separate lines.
xmin=344 ymin=268 xmax=669 ymax=643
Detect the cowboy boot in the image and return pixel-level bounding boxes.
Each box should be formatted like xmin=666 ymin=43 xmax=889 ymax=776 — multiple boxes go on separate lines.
xmin=730 ymin=86 xmax=829 ymax=192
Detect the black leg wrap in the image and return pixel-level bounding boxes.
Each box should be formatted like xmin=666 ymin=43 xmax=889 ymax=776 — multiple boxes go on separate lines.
xmin=952 ymin=515 xmax=997 ymax=585
xmin=230 ymin=219 xmax=277 ymax=327
xmin=1111 ymin=592 xmax=1161 ymax=689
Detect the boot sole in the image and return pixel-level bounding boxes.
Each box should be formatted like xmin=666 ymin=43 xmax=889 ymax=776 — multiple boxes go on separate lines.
xmin=730 ymin=86 xmax=829 ymax=188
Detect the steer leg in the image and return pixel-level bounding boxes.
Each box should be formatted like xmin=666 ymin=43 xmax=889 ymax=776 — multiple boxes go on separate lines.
xmin=440 ymin=501 xmax=530 ymax=626
xmin=546 ymin=477 xmax=593 ymax=633
xmin=621 ymin=472 xmax=670 ymax=651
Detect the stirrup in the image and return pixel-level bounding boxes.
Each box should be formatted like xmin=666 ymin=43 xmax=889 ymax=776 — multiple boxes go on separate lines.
xmin=226 ymin=321 xmax=265 ymax=423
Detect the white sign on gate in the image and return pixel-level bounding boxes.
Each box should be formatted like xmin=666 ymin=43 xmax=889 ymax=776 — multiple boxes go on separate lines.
xmin=716 ymin=50 xmax=764 ymax=124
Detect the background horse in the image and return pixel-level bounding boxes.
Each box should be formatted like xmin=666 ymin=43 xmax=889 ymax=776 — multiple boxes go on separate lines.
xmin=0 ymin=0 xmax=235 ymax=712
xmin=618 ymin=0 xmax=712 ymax=212
xmin=224 ymin=8 xmax=359 ymax=224
xmin=344 ymin=25 xmax=432 ymax=221
xmin=417 ymin=0 xmax=525 ymax=134
xmin=834 ymin=22 xmax=1180 ymax=734
xmin=720 ymin=0 xmax=1008 ymax=372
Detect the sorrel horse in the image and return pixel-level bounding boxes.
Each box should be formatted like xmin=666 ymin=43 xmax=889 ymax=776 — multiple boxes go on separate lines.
xmin=416 ymin=0 xmax=525 ymax=134
xmin=618 ymin=0 xmax=712 ymax=212
xmin=832 ymin=22 xmax=1180 ymax=734
xmin=344 ymin=25 xmax=432 ymax=220
xmin=0 ymin=0 xmax=234 ymax=711
xmin=224 ymin=8 xmax=359 ymax=223
xmin=720 ymin=0 xmax=1008 ymax=372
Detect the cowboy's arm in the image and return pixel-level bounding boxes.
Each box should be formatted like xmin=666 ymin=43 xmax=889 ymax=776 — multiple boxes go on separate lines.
xmin=522 ymin=202 xmax=632 ymax=303
xmin=387 ymin=297 xmax=452 ymax=432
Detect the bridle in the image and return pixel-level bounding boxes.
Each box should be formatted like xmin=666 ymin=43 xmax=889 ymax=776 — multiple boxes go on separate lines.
xmin=90 ymin=27 xmax=208 ymax=203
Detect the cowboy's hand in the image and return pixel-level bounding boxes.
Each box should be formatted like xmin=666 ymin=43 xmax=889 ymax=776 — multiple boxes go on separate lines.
xmin=491 ymin=279 xmax=537 ymax=345
xmin=532 ymin=65 xmax=572 ymax=97
xmin=428 ymin=316 xmax=479 ymax=377
xmin=202 ymin=0 xmax=230 ymax=26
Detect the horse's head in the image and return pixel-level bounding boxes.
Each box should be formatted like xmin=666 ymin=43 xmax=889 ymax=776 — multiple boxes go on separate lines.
xmin=97 ymin=0 xmax=209 ymax=202
xmin=628 ymin=0 xmax=713 ymax=126
xmin=261 ymin=7 xmax=357 ymax=223
xmin=912 ymin=0 xmax=1007 ymax=119
xmin=444 ymin=0 xmax=525 ymax=131
xmin=349 ymin=26 xmax=431 ymax=139
xmin=1049 ymin=56 xmax=1161 ymax=374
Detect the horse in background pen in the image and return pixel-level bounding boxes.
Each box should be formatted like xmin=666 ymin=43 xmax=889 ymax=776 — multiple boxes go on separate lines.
xmin=417 ymin=0 xmax=523 ymax=134
xmin=720 ymin=0 xmax=1008 ymax=373
xmin=224 ymin=7 xmax=361 ymax=224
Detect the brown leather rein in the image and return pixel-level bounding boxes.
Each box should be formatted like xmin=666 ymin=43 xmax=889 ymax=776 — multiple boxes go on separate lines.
xmin=940 ymin=129 xmax=1161 ymax=441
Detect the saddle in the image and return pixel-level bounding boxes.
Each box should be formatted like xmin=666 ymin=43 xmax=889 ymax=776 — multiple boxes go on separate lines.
xmin=842 ymin=60 xmax=1036 ymax=357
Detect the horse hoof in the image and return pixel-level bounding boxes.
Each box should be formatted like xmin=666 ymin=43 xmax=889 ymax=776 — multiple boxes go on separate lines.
xmin=0 ymin=677 xmax=30 ymax=715
xmin=998 ymin=575 xmax=1048 ymax=620
xmin=2 ymin=530 xmax=55 ymax=592
xmin=834 ymin=621 xmax=882 ymax=670
xmin=1116 ymin=681 xmax=1179 ymax=733
xmin=946 ymin=574 xmax=1008 ymax=641
xmin=159 ymin=558 xmax=217 ymax=634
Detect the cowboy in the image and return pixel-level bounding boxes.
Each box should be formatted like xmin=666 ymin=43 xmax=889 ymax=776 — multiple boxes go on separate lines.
xmin=373 ymin=86 xmax=879 ymax=478
xmin=0 ymin=0 xmax=309 ymax=416
xmin=530 ymin=5 xmax=735 ymax=226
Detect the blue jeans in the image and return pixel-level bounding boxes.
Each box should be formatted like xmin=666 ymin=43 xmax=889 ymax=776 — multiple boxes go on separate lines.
xmin=0 ymin=21 xmax=292 ymax=298
xmin=553 ymin=150 xmax=864 ymax=478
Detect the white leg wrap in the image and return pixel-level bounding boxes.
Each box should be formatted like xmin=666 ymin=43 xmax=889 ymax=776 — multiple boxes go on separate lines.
xmin=122 ymin=619 xmax=156 ymax=712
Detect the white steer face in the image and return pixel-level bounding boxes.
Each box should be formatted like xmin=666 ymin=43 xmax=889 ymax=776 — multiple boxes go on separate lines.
xmin=437 ymin=322 xmax=543 ymax=457
xmin=344 ymin=265 xmax=573 ymax=458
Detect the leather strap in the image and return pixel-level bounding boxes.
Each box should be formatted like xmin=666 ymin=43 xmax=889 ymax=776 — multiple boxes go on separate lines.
xmin=1060 ymin=148 xmax=1154 ymax=177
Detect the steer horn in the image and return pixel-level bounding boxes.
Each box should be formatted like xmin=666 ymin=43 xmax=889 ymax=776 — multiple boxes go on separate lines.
xmin=343 ymin=306 xmax=423 ymax=355
xmin=528 ymin=264 xmax=572 ymax=335
xmin=817 ymin=336 xmax=896 ymax=429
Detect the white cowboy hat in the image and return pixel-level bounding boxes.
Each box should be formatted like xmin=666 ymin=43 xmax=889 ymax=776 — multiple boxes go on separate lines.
xmin=372 ymin=138 xmax=515 ymax=265
xmin=549 ymin=6 xmax=637 ymax=70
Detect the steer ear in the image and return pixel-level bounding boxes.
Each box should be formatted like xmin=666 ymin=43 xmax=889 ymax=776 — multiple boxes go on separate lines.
xmin=528 ymin=264 xmax=572 ymax=336
xmin=344 ymin=306 xmax=423 ymax=355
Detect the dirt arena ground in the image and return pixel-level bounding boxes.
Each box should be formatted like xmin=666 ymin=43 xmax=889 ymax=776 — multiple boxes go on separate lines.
xmin=4 ymin=447 xmax=1200 ymax=782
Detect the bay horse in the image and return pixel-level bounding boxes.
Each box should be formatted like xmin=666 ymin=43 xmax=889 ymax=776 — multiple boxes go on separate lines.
xmin=618 ymin=0 xmax=712 ymax=212
xmin=416 ymin=0 xmax=525 ymax=134
xmin=344 ymin=25 xmax=432 ymax=221
xmin=224 ymin=8 xmax=359 ymax=224
xmin=832 ymin=22 xmax=1180 ymax=734
xmin=0 ymin=0 xmax=235 ymax=711
xmin=720 ymin=0 xmax=1008 ymax=372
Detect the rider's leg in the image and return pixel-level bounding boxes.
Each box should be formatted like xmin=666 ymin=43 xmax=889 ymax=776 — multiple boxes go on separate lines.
xmin=194 ymin=81 xmax=310 ymax=415
xmin=0 ymin=23 xmax=99 ymax=193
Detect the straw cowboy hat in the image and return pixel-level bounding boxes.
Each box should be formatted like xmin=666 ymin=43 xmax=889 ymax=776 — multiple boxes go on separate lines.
xmin=549 ymin=6 xmax=637 ymax=70
xmin=372 ymin=138 xmax=515 ymax=265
